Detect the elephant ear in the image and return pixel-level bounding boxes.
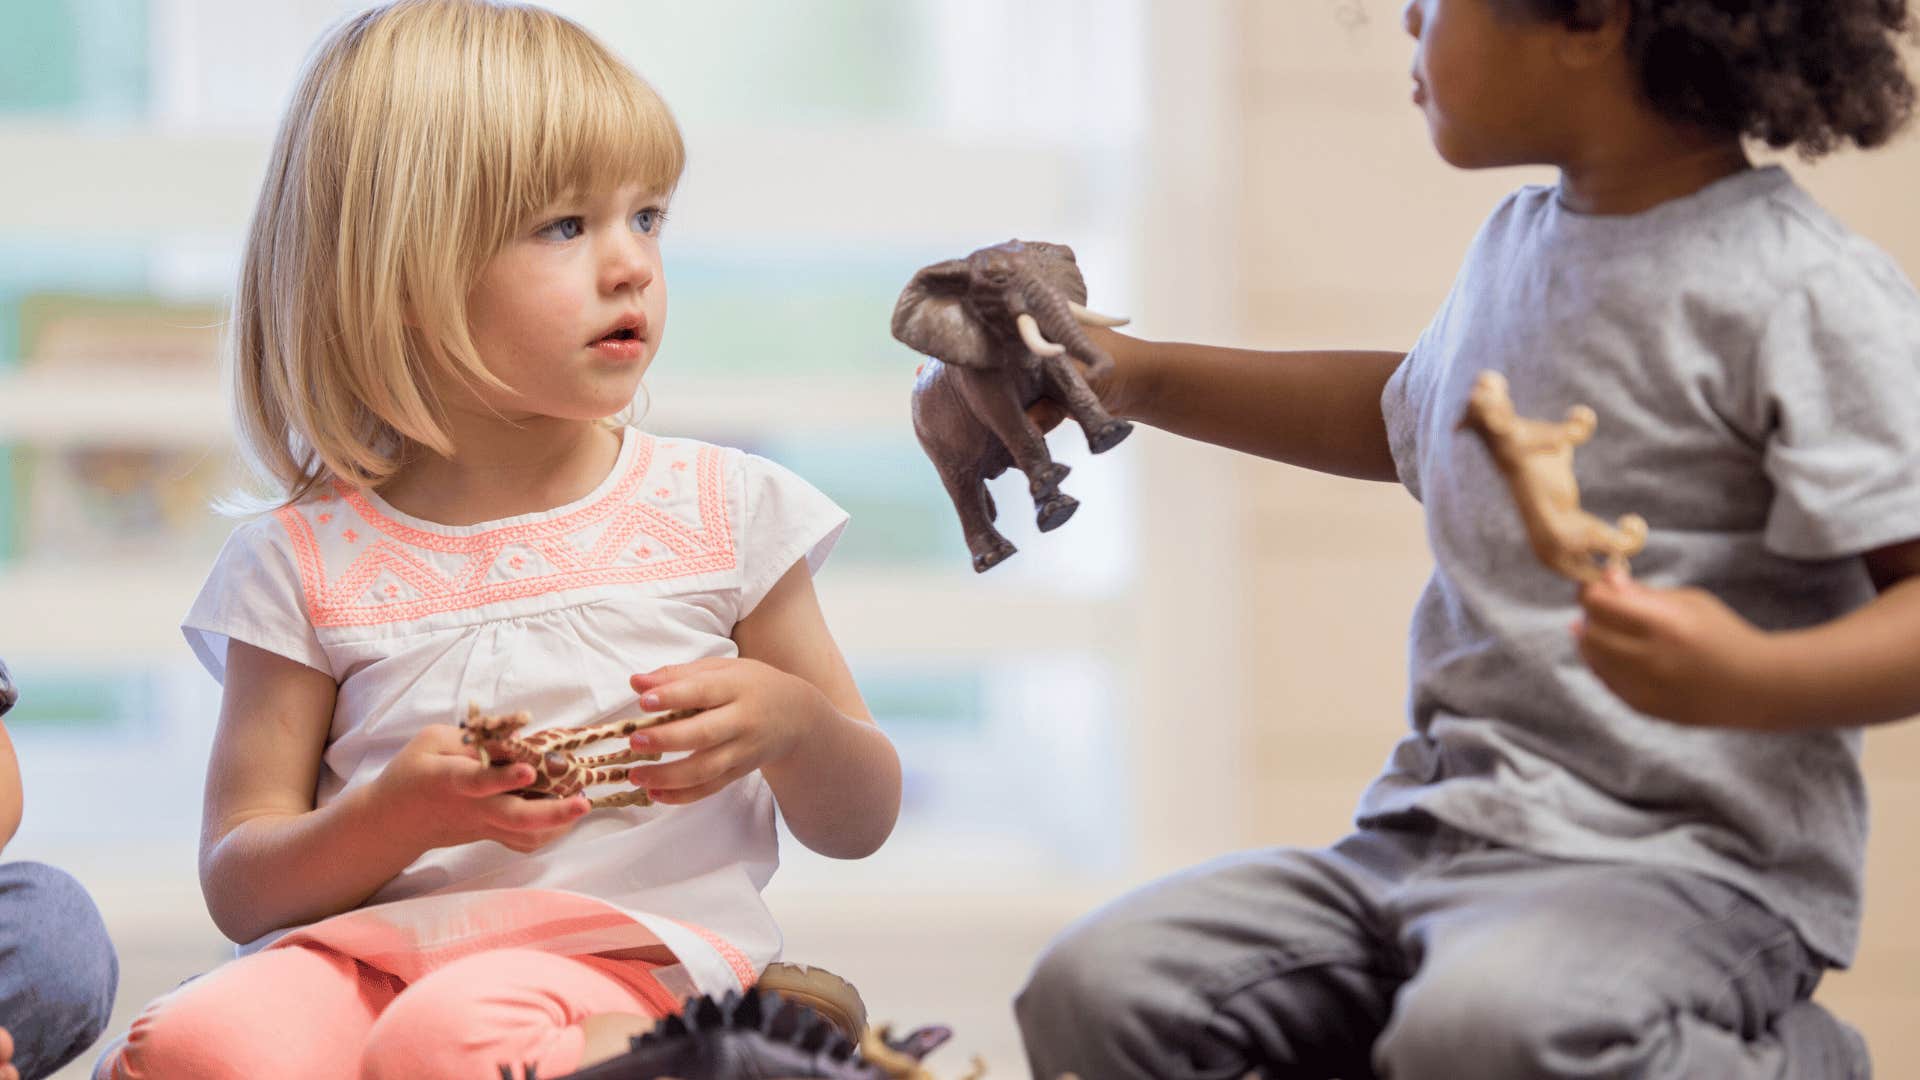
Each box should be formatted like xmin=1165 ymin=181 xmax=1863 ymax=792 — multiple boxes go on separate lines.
xmin=891 ymin=258 xmax=997 ymax=370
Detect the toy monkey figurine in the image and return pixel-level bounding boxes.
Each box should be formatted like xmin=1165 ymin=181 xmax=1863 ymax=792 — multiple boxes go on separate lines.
xmin=892 ymin=240 xmax=1133 ymax=572
xmin=1457 ymin=370 xmax=1648 ymax=583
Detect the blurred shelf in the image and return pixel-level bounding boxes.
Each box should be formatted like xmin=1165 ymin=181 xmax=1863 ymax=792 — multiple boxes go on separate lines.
xmin=0 ymin=126 xmax=1102 ymax=245
xmin=0 ymin=562 xmax=1128 ymax=658
xmin=0 ymin=367 xmax=228 ymax=446
xmin=0 ymin=369 xmax=923 ymax=447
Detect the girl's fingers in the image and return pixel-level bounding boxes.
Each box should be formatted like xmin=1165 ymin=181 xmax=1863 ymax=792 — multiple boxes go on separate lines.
xmin=628 ymin=741 xmax=745 ymax=794
xmin=486 ymin=793 xmax=590 ymax=833
xmin=630 ymin=658 xmax=731 ymax=693
xmin=630 ymin=672 xmax=739 ymax=715
xmin=449 ymin=758 xmax=536 ymax=799
xmin=629 ymin=705 xmax=738 ymax=754
xmin=644 ymin=774 xmax=740 ymax=805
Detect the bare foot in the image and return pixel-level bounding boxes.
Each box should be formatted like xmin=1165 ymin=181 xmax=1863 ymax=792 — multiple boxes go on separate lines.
xmin=577 ymin=1012 xmax=656 ymax=1068
xmin=0 ymin=1024 xmax=18 ymax=1080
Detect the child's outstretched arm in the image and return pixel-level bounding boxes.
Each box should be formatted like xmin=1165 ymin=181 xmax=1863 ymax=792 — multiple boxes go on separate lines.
xmin=1576 ymin=538 xmax=1920 ymax=731
xmin=625 ymin=561 xmax=901 ymax=860
xmin=200 ymin=643 xmax=590 ymax=943
xmin=1040 ymin=327 xmax=1405 ymax=482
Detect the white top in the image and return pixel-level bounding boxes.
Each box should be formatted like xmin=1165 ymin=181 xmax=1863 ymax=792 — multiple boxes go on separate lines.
xmin=183 ymin=428 xmax=849 ymax=992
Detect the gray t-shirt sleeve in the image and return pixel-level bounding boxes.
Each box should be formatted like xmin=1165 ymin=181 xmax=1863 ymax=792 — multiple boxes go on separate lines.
xmin=1748 ymin=256 xmax=1920 ymax=560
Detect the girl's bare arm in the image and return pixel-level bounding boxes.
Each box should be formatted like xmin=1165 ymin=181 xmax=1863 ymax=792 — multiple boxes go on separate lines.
xmin=732 ymin=564 xmax=901 ymax=859
xmin=198 ymin=642 xmax=585 ymax=943
xmin=197 ymin=643 xmax=426 ymax=943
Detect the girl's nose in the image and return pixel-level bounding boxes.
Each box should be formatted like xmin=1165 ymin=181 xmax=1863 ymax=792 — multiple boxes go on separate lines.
xmin=600 ymin=235 xmax=655 ymax=294
xmin=1402 ymin=0 xmax=1422 ymax=37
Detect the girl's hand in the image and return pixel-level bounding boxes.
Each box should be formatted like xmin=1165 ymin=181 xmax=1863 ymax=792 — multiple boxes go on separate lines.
xmin=1575 ymin=569 xmax=1784 ymax=730
xmin=368 ymin=724 xmax=589 ymax=854
xmin=624 ymin=659 xmax=832 ymax=804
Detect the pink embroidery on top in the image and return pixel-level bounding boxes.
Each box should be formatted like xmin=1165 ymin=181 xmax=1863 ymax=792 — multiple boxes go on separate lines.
xmin=276 ymin=436 xmax=738 ymax=628
xmin=671 ymin=918 xmax=756 ymax=990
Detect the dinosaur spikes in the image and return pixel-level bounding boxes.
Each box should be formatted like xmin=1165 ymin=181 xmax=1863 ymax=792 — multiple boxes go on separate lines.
xmin=691 ymin=992 xmax=725 ymax=1030
xmin=797 ymin=1015 xmax=835 ymax=1053
xmin=732 ymin=985 xmax=766 ymax=1029
xmin=824 ymin=1031 xmax=858 ymax=1061
xmin=767 ymin=995 xmax=808 ymax=1041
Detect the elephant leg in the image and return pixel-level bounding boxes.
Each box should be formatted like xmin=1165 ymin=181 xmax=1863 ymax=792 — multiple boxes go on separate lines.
xmin=1042 ymin=353 xmax=1133 ymax=454
xmin=936 ymin=461 xmax=1017 ymax=572
xmin=954 ymin=365 xmax=1069 ymax=497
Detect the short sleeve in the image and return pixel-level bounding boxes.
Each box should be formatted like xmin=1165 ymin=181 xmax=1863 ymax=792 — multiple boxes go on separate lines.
xmin=1753 ymin=257 xmax=1920 ymax=560
xmin=181 ymin=515 xmax=331 ymax=683
xmin=1382 ymin=338 xmax=1431 ymax=502
xmin=732 ymin=452 xmax=851 ymax=621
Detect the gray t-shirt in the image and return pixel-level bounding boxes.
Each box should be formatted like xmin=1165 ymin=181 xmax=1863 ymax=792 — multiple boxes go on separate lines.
xmin=1371 ymin=165 xmax=1920 ymax=965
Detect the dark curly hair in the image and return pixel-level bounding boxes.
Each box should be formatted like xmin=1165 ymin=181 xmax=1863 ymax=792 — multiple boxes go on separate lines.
xmin=1499 ymin=0 xmax=1916 ymax=157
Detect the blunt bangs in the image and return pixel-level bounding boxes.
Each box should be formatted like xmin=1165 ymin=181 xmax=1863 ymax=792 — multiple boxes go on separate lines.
xmin=480 ymin=7 xmax=686 ymax=239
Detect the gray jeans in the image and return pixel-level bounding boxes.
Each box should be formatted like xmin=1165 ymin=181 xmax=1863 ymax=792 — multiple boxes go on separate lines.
xmin=0 ymin=862 xmax=118 ymax=1080
xmin=1015 ymin=822 xmax=1868 ymax=1079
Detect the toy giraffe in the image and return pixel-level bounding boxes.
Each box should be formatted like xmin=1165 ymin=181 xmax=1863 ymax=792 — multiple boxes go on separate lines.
xmin=1457 ymin=370 xmax=1648 ymax=584
xmin=461 ymin=703 xmax=700 ymax=810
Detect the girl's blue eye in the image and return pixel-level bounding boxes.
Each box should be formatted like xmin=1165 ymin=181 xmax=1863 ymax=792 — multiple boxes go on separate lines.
xmin=631 ymin=208 xmax=663 ymax=235
xmin=537 ymin=217 xmax=584 ymax=241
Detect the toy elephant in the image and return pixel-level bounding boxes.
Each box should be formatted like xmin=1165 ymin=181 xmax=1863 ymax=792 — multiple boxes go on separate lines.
xmin=892 ymin=239 xmax=1133 ymax=573
xmin=0 ymin=658 xmax=14 ymax=718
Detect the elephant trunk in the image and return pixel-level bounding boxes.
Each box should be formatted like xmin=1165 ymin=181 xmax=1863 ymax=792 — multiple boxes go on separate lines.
xmin=1018 ymin=277 xmax=1103 ymax=363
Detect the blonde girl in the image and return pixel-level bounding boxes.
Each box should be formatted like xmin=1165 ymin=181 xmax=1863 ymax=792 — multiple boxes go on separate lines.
xmin=98 ymin=3 xmax=900 ymax=1077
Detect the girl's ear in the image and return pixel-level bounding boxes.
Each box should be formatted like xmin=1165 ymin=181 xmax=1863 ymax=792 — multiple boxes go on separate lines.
xmin=1555 ymin=0 xmax=1629 ymax=70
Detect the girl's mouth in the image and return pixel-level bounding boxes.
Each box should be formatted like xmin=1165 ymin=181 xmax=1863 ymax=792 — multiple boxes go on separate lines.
xmin=591 ymin=326 xmax=646 ymax=361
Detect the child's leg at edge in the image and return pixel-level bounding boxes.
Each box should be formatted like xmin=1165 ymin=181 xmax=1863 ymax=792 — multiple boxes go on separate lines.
xmin=359 ymin=949 xmax=679 ymax=1080
xmin=101 ymin=943 xmax=397 ymax=1080
xmin=0 ymin=862 xmax=117 ymax=1080
xmin=1015 ymin=828 xmax=1424 ymax=1080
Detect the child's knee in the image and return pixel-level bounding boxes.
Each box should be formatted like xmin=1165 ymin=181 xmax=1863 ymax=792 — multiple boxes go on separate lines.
xmin=1016 ymin=912 xmax=1155 ymax=1032
xmin=359 ymin=950 xmax=608 ymax=1080
xmin=107 ymin=989 xmax=267 ymax=1080
xmin=0 ymin=863 xmax=118 ymax=1075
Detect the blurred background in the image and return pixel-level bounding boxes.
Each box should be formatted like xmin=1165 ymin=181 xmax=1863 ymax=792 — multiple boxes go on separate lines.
xmin=0 ymin=1 xmax=1914 ymax=1075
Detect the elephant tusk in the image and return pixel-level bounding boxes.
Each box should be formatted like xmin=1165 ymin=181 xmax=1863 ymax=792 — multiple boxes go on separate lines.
xmin=1069 ymin=302 xmax=1130 ymax=328
xmin=1016 ymin=314 xmax=1066 ymax=357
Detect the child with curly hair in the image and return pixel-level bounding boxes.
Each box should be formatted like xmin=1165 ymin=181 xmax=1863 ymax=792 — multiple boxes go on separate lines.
xmin=1016 ymin=2 xmax=1920 ymax=1077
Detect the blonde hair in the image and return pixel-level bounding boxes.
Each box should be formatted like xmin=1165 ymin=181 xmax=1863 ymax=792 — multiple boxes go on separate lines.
xmin=229 ymin=0 xmax=684 ymax=507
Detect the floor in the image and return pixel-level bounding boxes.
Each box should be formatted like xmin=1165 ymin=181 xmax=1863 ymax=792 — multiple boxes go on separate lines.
xmin=45 ymin=867 xmax=1917 ymax=1079
xmin=46 ymin=875 xmax=1090 ymax=1080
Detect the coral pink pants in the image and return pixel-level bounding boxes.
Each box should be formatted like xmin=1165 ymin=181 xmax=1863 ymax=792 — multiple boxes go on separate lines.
xmin=104 ymin=943 xmax=680 ymax=1080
